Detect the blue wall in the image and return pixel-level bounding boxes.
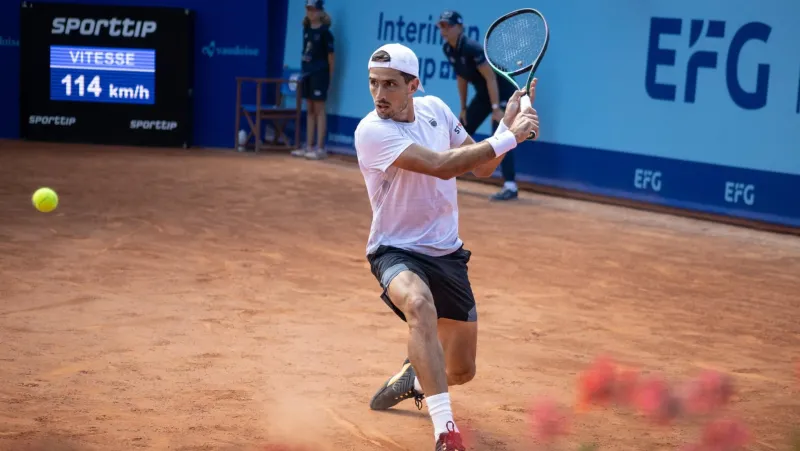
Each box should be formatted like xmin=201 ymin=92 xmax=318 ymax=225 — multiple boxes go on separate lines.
xmin=0 ymin=0 xmax=289 ymax=148
xmin=283 ymin=0 xmax=800 ymax=228
xmin=3 ymin=0 xmax=798 ymax=228
xmin=0 ymin=3 xmax=21 ymax=140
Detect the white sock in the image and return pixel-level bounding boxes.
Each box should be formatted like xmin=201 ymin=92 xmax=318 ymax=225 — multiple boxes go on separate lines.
xmin=414 ymin=377 xmax=423 ymax=393
xmin=426 ymin=392 xmax=458 ymax=439
xmin=504 ymin=181 xmax=518 ymax=191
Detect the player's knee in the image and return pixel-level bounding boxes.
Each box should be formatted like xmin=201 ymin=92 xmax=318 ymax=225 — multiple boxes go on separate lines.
xmin=449 ymin=361 xmax=476 ymax=385
xmin=404 ymin=294 xmax=437 ymax=328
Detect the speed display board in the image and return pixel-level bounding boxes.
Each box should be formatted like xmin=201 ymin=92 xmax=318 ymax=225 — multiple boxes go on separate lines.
xmin=20 ymin=1 xmax=195 ymax=147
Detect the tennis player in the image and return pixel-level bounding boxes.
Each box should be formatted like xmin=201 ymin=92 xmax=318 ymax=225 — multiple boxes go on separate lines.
xmin=354 ymin=43 xmax=539 ymax=451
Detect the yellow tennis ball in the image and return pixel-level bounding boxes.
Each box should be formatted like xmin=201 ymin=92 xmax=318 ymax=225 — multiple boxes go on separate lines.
xmin=32 ymin=187 xmax=59 ymax=213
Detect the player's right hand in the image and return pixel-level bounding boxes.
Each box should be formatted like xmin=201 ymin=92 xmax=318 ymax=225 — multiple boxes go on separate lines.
xmin=503 ymin=78 xmax=537 ymax=128
xmin=509 ymin=109 xmax=539 ymax=143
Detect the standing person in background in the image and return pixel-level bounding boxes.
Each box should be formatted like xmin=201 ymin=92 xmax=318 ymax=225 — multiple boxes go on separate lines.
xmin=292 ymin=0 xmax=335 ymax=160
xmin=438 ymin=10 xmax=520 ymax=201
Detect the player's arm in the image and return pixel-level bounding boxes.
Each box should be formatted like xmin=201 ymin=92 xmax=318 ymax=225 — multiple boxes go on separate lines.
xmin=452 ymin=128 xmax=510 ymax=178
xmin=391 ymin=138 xmax=512 ymax=180
xmin=355 ymin=95 xmax=535 ymax=180
xmin=469 ymin=134 xmax=506 ymax=178
xmin=469 ymin=85 xmax=535 ymax=177
xmin=385 ymin=97 xmax=517 ymax=180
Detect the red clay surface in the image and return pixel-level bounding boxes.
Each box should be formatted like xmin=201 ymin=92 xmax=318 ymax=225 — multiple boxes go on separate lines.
xmin=1 ymin=141 xmax=798 ymax=451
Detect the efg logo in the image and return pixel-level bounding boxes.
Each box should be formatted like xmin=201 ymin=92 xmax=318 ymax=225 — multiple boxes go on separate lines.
xmin=646 ymin=17 xmax=772 ymax=110
xmin=201 ymin=41 xmax=259 ymax=58
xmin=724 ymin=182 xmax=755 ymax=206
xmin=52 ymin=17 xmax=157 ymax=38
xmin=0 ymin=36 xmax=19 ymax=47
xmin=634 ymin=168 xmax=662 ymax=192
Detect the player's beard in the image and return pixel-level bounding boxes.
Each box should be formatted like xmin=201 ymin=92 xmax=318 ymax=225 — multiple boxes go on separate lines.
xmin=382 ymin=99 xmax=409 ymax=120
xmin=375 ymin=101 xmax=391 ymax=119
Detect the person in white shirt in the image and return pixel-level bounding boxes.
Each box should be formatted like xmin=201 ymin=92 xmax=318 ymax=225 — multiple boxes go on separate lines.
xmin=354 ymin=42 xmax=540 ymax=451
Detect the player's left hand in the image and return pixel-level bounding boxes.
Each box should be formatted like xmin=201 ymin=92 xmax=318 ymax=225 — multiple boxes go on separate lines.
xmin=502 ymin=78 xmax=537 ymax=127
xmin=503 ymin=78 xmax=538 ymax=132
xmin=502 ymin=90 xmax=524 ymax=128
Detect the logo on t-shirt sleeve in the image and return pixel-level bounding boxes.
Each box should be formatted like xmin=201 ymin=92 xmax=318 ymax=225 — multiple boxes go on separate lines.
xmin=454 ymin=123 xmax=462 ymax=134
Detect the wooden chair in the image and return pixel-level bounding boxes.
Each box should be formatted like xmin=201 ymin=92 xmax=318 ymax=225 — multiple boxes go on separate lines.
xmin=235 ymin=67 xmax=305 ymax=152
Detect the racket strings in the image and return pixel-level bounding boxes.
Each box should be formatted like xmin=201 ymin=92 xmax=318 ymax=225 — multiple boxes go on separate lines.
xmin=485 ymin=13 xmax=546 ymax=73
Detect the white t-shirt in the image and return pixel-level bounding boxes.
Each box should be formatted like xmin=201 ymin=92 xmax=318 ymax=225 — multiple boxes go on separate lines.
xmin=354 ymin=95 xmax=469 ymax=257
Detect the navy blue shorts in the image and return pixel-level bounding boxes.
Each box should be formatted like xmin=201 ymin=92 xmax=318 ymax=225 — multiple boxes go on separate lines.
xmin=367 ymin=245 xmax=477 ymax=322
xmin=301 ymin=70 xmax=330 ymax=101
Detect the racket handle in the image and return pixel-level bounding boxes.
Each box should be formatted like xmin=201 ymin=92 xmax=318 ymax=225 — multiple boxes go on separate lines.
xmin=519 ymin=94 xmax=537 ymax=140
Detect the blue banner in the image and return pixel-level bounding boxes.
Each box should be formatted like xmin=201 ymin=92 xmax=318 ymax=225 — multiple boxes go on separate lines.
xmin=0 ymin=2 xmax=21 ymax=139
xmin=283 ymin=0 xmax=800 ymax=227
xmin=2 ymin=0 xmax=289 ymax=148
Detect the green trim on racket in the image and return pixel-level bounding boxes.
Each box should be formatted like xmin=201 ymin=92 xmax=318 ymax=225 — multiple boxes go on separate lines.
xmin=483 ymin=8 xmax=550 ymax=140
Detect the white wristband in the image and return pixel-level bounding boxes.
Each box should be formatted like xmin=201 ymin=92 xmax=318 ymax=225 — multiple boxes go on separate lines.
xmin=494 ymin=119 xmax=509 ymax=137
xmin=486 ymin=130 xmax=517 ymax=157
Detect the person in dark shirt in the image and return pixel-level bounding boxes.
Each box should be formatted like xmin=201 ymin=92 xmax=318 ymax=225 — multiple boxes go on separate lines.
xmin=292 ymin=0 xmax=335 ymax=160
xmin=438 ymin=10 xmax=520 ymax=201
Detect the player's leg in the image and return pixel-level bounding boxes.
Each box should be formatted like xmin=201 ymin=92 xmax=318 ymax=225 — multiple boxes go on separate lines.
xmin=367 ymin=248 xmax=440 ymax=412
xmin=424 ymin=246 xmax=478 ymax=387
xmin=385 ymin=271 xmax=466 ymax=449
xmin=368 ymin=245 xmax=478 ymax=396
xmin=366 ymin=247 xmax=465 ymax=448
xmin=387 ymin=271 xmax=449 ymax=397
xmin=419 ymin=246 xmax=476 ymax=450
xmin=370 ymin=318 xmax=477 ymax=408
xmin=438 ymin=318 xmax=477 ymax=386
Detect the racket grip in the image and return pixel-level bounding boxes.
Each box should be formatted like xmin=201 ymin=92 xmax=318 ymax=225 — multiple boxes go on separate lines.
xmin=519 ymin=94 xmax=537 ymax=140
xmin=520 ymin=94 xmax=532 ymax=110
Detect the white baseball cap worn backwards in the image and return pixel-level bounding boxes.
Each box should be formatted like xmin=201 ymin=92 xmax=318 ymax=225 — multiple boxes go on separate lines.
xmin=367 ymin=43 xmax=425 ymax=92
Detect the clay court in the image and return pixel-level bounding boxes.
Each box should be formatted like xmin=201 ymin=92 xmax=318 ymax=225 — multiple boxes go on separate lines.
xmin=1 ymin=142 xmax=798 ymax=451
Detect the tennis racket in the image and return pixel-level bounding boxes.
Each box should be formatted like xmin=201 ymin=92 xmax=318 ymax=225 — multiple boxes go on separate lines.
xmin=483 ymin=8 xmax=549 ymax=140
